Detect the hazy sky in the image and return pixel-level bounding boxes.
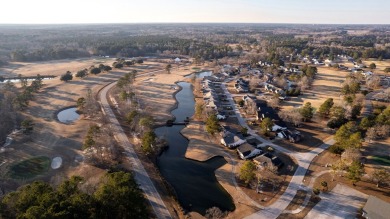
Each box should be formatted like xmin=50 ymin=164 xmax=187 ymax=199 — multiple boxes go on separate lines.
xmin=1 ymin=0 xmax=389 ymax=24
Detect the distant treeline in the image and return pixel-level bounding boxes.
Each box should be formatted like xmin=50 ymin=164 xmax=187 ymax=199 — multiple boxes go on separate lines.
xmin=6 ymin=35 xmax=234 ymax=62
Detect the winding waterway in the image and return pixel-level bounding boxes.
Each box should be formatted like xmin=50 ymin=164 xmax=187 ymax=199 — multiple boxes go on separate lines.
xmin=156 ymin=82 xmax=235 ymax=215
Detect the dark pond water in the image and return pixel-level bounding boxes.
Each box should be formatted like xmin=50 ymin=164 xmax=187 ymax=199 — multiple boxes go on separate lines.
xmin=57 ymin=107 xmax=80 ymax=124
xmin=156 ymin=82 xmax=234 ymax=215
xmin=185 ymin=71 xmax=212 ymax=79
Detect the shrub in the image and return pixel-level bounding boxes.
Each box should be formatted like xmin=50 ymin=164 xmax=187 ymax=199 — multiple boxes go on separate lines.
xmin=329 ymin=144 xmax=345 ymax=155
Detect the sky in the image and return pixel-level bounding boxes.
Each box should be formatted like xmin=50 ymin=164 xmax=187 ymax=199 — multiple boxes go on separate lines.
xmin=1 ymin=0 xmax=389 ymax=24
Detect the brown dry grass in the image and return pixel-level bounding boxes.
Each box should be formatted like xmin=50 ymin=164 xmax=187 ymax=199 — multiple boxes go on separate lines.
xmin=282 ymin=66 xmax=349 ymax=110
xmin=0 ymin=58 xmax=132 ymax=192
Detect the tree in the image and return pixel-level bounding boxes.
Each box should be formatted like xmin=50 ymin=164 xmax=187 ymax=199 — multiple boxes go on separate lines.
xmin=141 ymin=131 xmax=156 ymax=154
xmin=77 ymin=97 xmax=86 ymax=111
xmin=94 ymin=171 xmax=149 ymax=219
xmin=372 ymin=169 xmax=390 ymax=188
xmin=60 ymin=71 xmax=73 ymax=82
xmin=195 ymin=103 xmax=204 ymax=120
xmin=113 ymin=62 xmax=123 ymax=69
xmin=165 ymin=64 xmax=172 ymax=74
xmin=89 ymin=67 xmax=101 ymax=75
xmin=299 ymin=102 xmax=314 ymax=122
xmin=365 ymin=127 xmax=377 ymax=142
xmin=359 ymin=117 xmax=375 ymax=131
xmin=75 ymin=69 xmax=88 ymax=78
xmin=369 ymin=62 xmax=376 ymax=70
xmin=384 ymin=67 xmax=390 ymax=73
xmin=260 ymin=117 xmax=274 ymax=136
xmin=278 ymin=108 xmax=303 ymax=127
xmin=318 ymin=98 xmax=334 ymax=117
xmin=126 ymin=110 xmax=139 ymax=125
xmin=268 ymin=96 xmax=280 ymax=109
xmin=206 ymin=114 xmax=220 ymax=135
xmin=205 ymin=207 xmax=226 ymax=219
xmin=102 ymin=65 xmax=112 ymax=72
xmin=239 ymin=161 xmax=256 ymax=186
xmin=341 ymin=148 xmax=362 ymax=164
xmin=321 ymin=181 xmax=328 ymax=192
xmin=240 ymin=126 xmax=248 ymax=136
xmin=334 ymin=122 xmax=357 ymax=143
xmin=350 ymin=104 xmax=362 ymax=120
xmin=347 ymin=161 xmax=364 ymax=186
xmin=21 ymin=119 xmax=34 ymax=134
xmin=139 ymin=116 xmax=154 ymax=132
xmin=366 ymin=75 xmax=381 ymax=89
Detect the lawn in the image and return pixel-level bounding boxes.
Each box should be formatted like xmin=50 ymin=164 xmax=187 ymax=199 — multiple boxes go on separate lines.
xmin=368 ymin=155 xmax=390 ymax=166
xmin=8 ymin=156 xmax=50 ymax=179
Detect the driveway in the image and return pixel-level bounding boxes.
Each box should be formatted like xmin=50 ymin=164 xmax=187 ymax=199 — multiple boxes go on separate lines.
xmin=304 ymin=184 xmax=368 ymax=219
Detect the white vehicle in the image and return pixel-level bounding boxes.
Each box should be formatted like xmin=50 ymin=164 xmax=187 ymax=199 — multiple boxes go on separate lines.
xmin=217 ymin=114 xmax=226 ymax=120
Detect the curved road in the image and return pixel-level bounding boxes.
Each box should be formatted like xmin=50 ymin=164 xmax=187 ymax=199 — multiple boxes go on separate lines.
xmin=100 ymin=81 xmax=172 ymax=219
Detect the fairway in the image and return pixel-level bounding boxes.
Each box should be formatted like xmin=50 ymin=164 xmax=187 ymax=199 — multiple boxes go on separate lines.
xmin=368 ymin=155 xmax=390 ymax=166
xmin=8 ymin=156 xmax=50 ymax=179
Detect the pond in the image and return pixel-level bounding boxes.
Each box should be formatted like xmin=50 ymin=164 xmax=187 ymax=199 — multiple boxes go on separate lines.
xmin=57 ymin=107 xmax=80 ymax=124
xmin=156 ymin=82 xmax=234 ymax=215
xmin=185 ymin=71 xmax=212 ymax=79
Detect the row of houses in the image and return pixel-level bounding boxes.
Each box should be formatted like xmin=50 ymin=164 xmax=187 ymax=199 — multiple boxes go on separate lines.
xmin=220 ymin=127 xmax=284 ymax=169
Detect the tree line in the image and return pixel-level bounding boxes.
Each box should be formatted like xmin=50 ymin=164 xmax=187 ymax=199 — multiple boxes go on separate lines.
xmin=0 ymin=171 xmax=149 ymax=219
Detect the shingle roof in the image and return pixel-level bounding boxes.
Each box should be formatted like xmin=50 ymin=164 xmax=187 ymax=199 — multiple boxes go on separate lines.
xmin=363 ymin=196 xmax=390 ymax=219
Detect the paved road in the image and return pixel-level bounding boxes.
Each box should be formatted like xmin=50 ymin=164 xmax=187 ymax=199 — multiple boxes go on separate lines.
xmin=220 ymin=83 xmax=337 ymax=219
xmin=99 ymin=80 xmax=172 ymax=218
xmin=304 ymin=184 xmax=368 ymax=219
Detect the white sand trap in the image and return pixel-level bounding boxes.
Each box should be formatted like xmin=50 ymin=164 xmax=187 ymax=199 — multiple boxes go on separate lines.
xmin=51 ymin=157 xmax=62 ymax=169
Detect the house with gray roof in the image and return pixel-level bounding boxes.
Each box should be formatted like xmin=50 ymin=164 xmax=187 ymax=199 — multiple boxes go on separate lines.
xmin=362 ymin=196 xmax=390 ymax=219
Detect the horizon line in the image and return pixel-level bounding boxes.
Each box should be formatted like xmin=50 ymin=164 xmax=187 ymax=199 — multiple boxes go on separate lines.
xmin=0 ymin=22 xmax=390 ymax=26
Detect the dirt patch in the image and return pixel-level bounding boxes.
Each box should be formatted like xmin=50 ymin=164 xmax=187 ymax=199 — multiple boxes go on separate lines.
xmin=277 ymin=195 xmax=321 ymax=219
xmin=285 ymin=190 xmax=308 ymax=211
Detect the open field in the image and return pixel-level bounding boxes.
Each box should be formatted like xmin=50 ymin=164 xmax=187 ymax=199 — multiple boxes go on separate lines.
xmin=283 ymin=66 xmax=349 ymax=110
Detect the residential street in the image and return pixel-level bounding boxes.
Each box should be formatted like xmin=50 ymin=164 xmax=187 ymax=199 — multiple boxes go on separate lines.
xmin=304 ymin=184 xmax=368 ymax=219
xmin=220 ymin=84 xmax=337 ymax=219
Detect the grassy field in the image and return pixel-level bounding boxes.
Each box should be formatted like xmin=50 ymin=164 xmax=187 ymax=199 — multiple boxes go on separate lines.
xmin=8 ymin=156 xmax=50 ymax=179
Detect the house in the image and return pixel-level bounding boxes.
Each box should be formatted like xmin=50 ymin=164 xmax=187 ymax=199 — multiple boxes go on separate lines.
xmin=277 ymin=130 xmax=303 ymax=143
xmin=237 ymin=143 xmax=262 ymax=159
xmin=362 ymin=196 xmax=390 ymax=219
xmin=256 ymin=100 xmax=286 ymax=131
xmin=221 ymin=131 xmax=246 ymax=148
xmin=253 ymin=153 xmax=284 ymax=170
xmin=362 ymin=71 xmax=373 ymax=78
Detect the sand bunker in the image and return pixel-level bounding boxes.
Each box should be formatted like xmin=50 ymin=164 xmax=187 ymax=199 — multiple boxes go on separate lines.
xmin=51 ymin=157 xmax=62 ymax=169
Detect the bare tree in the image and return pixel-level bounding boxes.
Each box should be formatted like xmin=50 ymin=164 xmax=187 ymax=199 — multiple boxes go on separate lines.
xmin=84 ymin=89 xmax=100 ymax=118
xmin=377 ymin=125 xmax=390 ymax=138
xmin=298 ymin=76 xmax=311 ymax=91
xmin=268 ymin=96 xmax=280 ymax=109
xmin=366 ymin=127 xmax=377 ymax=142
xmin=371 ymin=169 xmax=390 ymax=188
xmin=278 ymin=108 xmax=303 ymax=126
xmin=366 ymin=75 xmax=381 ymax=89
xmin=205 ymin=207 xmax=227 ymax=219
xmin=341 ymin=148 xmax=361 ymax=164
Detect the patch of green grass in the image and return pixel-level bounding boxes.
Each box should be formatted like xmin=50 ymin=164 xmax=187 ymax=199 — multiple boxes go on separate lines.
xmin=8 ymin=156 xmax=50 ymax=179
xmin=192 ymin=67 xmax=201 ymax=71
xmin=368 ymin=155 xmax=390 ymax=166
